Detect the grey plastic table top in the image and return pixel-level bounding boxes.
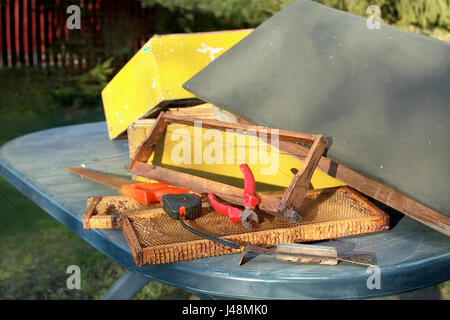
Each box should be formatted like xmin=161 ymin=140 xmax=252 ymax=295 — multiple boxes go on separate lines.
xmin=1 ymin=122 xmax=449 ymax=299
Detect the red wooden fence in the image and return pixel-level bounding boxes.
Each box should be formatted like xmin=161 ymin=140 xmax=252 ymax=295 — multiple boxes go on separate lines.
xmin=0 ymin=0 xmax=155 ymax=69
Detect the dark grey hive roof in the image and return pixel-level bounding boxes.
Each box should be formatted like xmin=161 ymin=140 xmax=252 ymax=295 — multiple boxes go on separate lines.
xmin=183 ymin=0 xmax=450 ymax=215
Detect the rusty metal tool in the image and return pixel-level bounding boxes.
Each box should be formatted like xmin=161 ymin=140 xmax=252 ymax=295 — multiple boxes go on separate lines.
xmin=239 ymin=243 xmax=374 ymax=267
xmin=208 ymin=164 xmax=260 ymax=229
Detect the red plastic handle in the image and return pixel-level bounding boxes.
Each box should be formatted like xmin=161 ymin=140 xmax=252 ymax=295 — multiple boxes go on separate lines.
xmin=122 ymin=183 xmax=195 ymax=205
xmin=239 ymin=164 xmax=259 ymax=209
xmin=240 ymin=164 xmax=255 ymax=194
xmin=208 ymin=193 xmax=242 ymax=223
xmin=133 ymin=182 xmax=168 ymax=191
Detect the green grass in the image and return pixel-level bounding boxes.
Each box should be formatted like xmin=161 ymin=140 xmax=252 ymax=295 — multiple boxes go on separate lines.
xmin=0 ymin=173 xmax=194 ymax=299
xmin=0 ymin=70 xmax=194 ymax=300
xmin=439 ymin=282 xmax=450 ymax=300
xmin=0 ymin=183 xmax=122 ymax=299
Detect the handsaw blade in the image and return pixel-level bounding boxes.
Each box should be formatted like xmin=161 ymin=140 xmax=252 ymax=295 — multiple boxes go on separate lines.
xmin=66 ymin=167 xmax=136 ymax=189
xmin=239 ymin=244 xmax=374 ymax=267
xmin=239 ymin=245 xmax=276 ymax=265
xmin=337 ymin=253 xmax=374 ymax=267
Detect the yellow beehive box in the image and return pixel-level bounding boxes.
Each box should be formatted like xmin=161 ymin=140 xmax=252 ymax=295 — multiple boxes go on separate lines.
xmin=128 ymin=118 xmax=345 ymax=191
xmin=101 ymin=29 xmax=252 ymax=139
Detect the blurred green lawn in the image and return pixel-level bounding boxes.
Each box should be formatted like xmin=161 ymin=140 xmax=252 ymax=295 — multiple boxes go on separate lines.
xmin=0 ymin=70 xmax=195 ymax=300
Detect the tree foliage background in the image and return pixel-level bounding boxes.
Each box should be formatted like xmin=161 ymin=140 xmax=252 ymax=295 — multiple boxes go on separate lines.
xmin=138 ymin=0 xmax=450 ymax=37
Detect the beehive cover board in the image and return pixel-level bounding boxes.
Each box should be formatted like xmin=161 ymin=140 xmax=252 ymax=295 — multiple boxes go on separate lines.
xmin=183 ymin=0 xmax=450 ymax=216
xmin=101 ymin=29 xmax=252 ymax=139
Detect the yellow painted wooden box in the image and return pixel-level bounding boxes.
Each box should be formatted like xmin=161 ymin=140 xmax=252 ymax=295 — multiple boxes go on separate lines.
xmin=101 ymin=29 xmax=252 ymax=139
xmin=127 ymin=106 xmax=346 ymax=191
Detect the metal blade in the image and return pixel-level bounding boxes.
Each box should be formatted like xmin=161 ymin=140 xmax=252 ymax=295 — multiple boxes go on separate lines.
xmin=337 ymin=254 xmax=374 ymax=267
xmin=66 ymin=167 xmax=135 ymax=189
xmin=240 ymin=208 xmax=260 ymax=230
xmin=239 ymin=244 xmax=374 ymax=267
xmin=239 ymin=245 xmax=276 ymax=265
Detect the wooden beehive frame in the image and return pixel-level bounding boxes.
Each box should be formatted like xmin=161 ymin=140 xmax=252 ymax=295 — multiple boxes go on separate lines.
xmin=83 ymin=196 xmax=165 ymax=230
xmin=115 ymin=186 xmax=389 ymax=266
xmin=127 ymin=112 xmax=328 ymax=223
xmin=83 ymin=195 xmax=212 ymax=230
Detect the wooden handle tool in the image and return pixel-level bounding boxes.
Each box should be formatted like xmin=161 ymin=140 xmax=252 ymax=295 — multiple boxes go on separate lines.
xmin=239 ymin=243 xmax=374 ymax=267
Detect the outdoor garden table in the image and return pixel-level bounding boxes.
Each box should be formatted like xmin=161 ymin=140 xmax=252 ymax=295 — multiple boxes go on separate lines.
xmin=0 ymin=122 xmax=449 ymax=299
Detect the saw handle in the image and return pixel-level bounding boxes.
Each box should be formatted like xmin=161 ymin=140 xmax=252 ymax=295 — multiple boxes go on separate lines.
xmin=121 ymin=183 xmax=198 ymax=205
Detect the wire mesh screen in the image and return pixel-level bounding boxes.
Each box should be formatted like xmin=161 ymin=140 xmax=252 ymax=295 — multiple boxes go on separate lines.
xmin=84 ymin=187 xmax=390 ymax=265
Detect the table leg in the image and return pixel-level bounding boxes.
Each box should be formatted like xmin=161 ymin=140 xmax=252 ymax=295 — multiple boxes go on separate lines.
xmin=101 ymin=270 xmax=150 ymax=300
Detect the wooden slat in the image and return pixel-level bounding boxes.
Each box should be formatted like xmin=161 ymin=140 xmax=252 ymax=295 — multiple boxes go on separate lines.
xmin=6 ymin=0 xmax=12 ymax=66
xmin=278 ymin=140 xmax=450 ymax=236
xmin=22 ymin=0 xmax=29 ymax=66
xmin=121 ymin=217 xmax=144 ymax=267
xmin=225 ymin=112 xmax=450 ymax=236
xmin=39 ymin=4 xmax=45 ymax=66
xmin=168 ymin=103 xmax=216 ymax=119
xmin=47 ymin=8 xmax=54 ymax=66
xmin=129 ymin=161 xmax=287 ymax=218
xmin=54 ymin=0 xmax=61 ymax=41
xmin=83 ymin=196 xmax=101 ymax=229
xmin=87 ymin=215 xmax=113 ymax=229
xmin=163 ymin=113 xmax=317 ymax=145
xmin=279 ymin=135 xmax=328 ymax=213
xmin=31 ymin=0 xmax=37 ymax=65
xmin=130 ymin=112 xmax=168 ymax=166
xmin=14 ymin=0 xmax=20 ymax=65
xmin=0 ymin=3 xmax=3 ymax=67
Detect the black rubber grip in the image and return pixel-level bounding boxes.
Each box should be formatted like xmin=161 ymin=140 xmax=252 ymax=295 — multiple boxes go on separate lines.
xmin=161 ymin=193 xmax=201 ymax=220
xmin=161 ymin=193 xmax=240 ymax=250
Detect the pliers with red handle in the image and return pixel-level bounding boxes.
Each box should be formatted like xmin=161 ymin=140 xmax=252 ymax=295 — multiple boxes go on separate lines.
xmin=208 ymin=164 xmax=260 ymax=229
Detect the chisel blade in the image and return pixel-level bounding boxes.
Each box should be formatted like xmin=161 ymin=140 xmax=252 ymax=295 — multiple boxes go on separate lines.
xmin=239 ymin=243 xmax=374 ymax=267
xmin=337 ymin=253 xmax=374 ymax=267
